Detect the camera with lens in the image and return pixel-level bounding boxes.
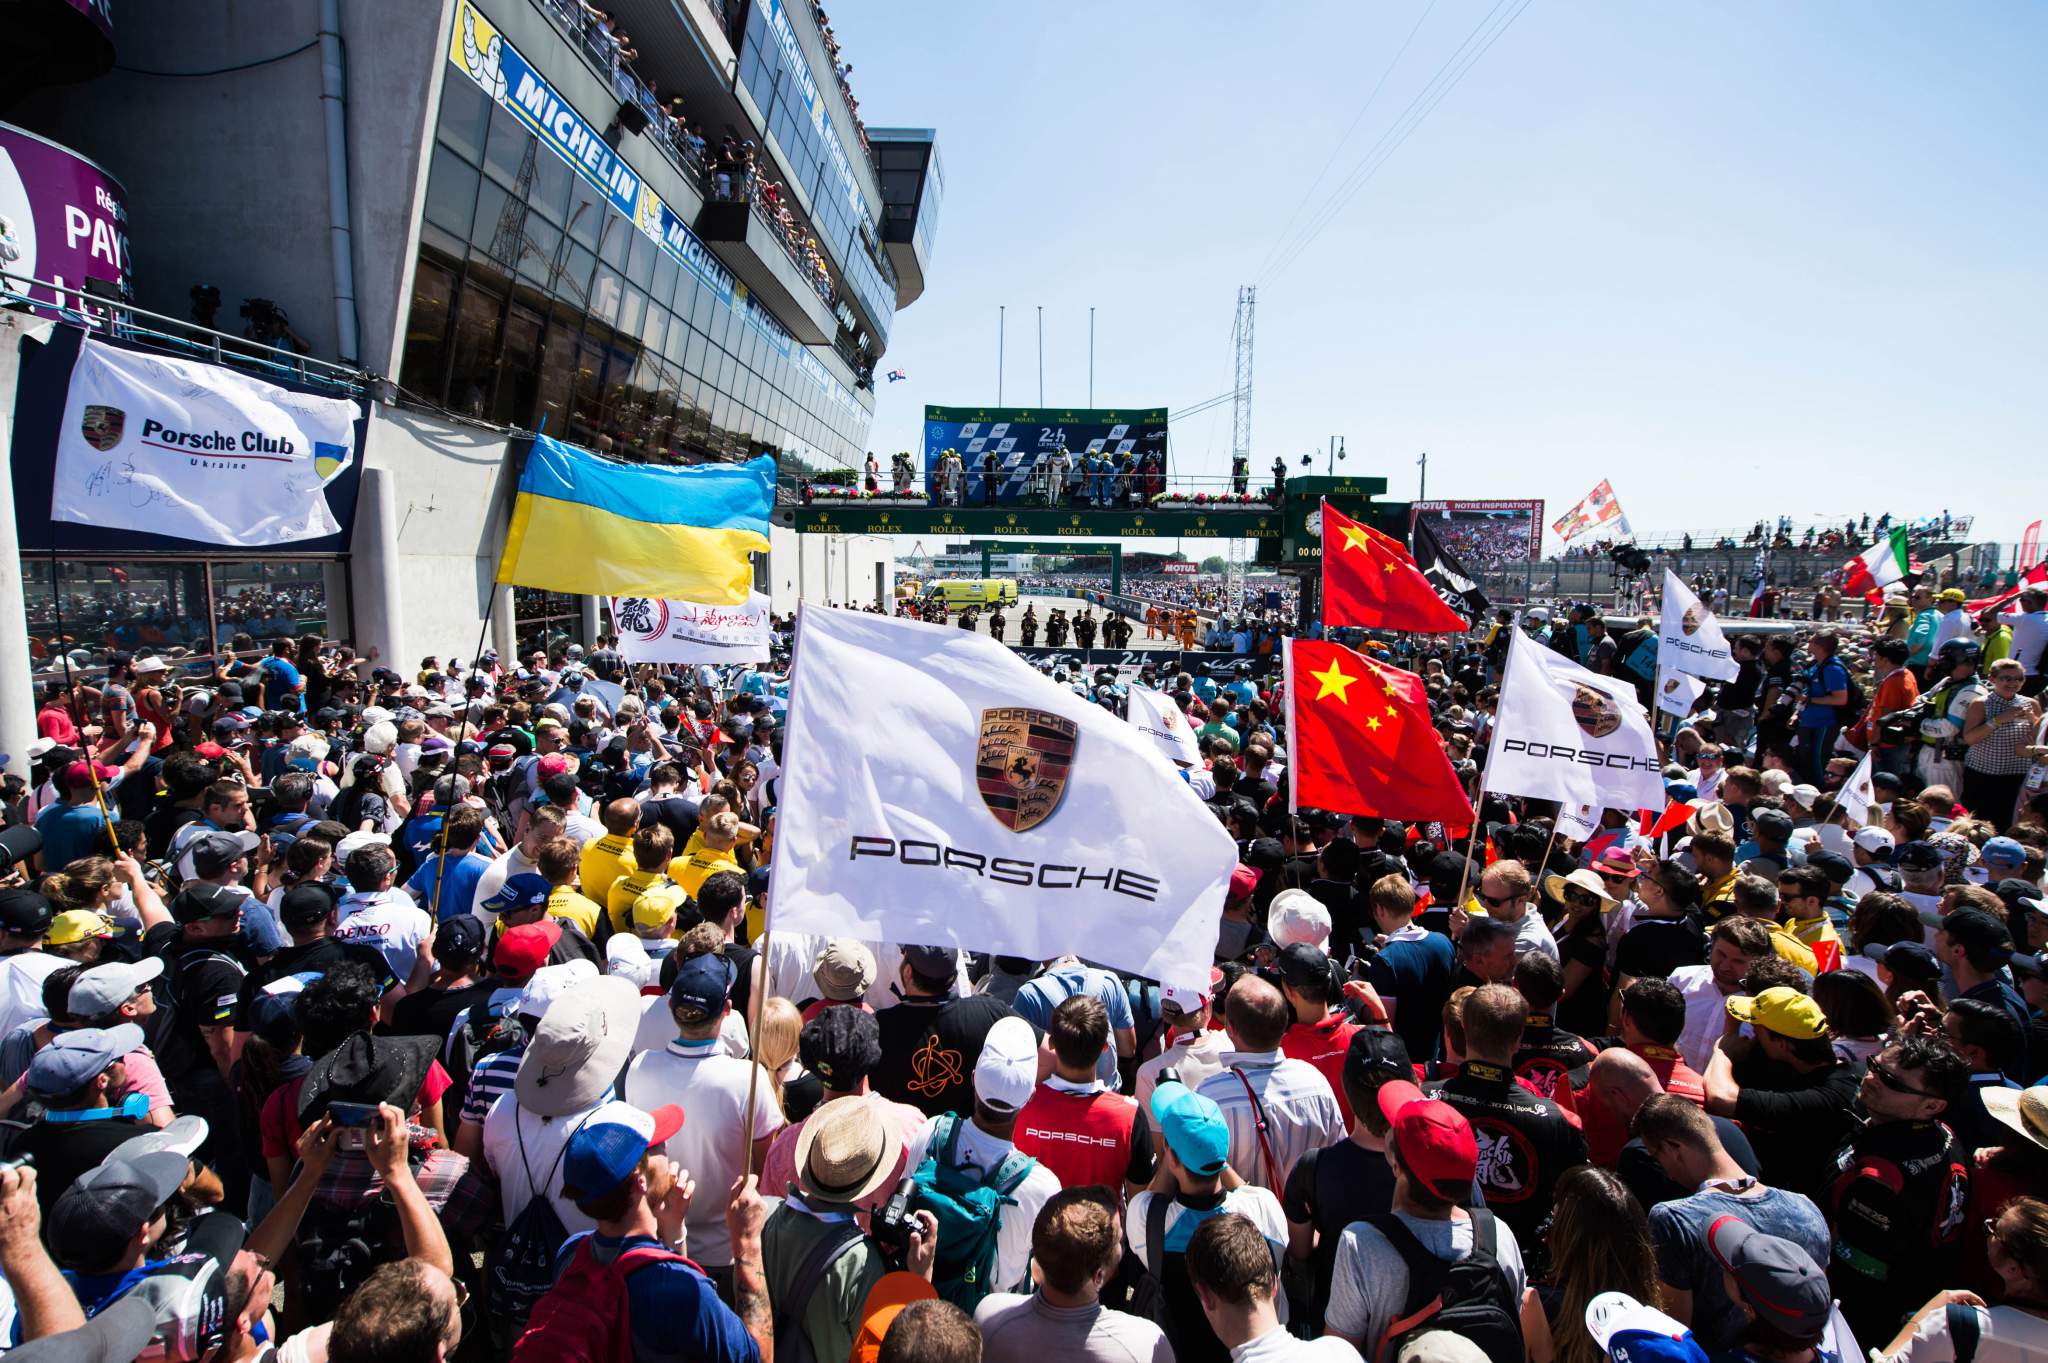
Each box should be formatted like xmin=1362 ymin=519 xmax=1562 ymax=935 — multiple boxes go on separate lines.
xmin=869 ymin=1177 xmax=917 ymax=1262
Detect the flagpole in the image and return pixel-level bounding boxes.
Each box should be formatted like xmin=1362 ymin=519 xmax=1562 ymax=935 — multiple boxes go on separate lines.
xmin=742 ymin=600 xmax=814 ymax=1179
xmin=1283 ymin=636 xmax=1298 ymax=818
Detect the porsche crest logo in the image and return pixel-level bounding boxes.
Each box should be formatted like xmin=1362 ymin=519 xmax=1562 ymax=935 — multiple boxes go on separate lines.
xmin=975 ymin=707 xmax=1077 ymax=832
xmin=79 ymin=404 xmax=125 ymax=452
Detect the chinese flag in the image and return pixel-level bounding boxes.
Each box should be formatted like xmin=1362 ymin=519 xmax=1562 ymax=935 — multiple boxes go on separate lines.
xmin=1288 ymin=638 xmax=1474 ymax=825
xmin=1322 ymin=503 xmax=1471 ymax=632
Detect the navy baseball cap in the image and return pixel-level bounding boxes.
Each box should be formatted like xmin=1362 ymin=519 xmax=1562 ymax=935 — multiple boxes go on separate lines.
xmin=561 ymin=1101 xmax=684 ymax=1201
xmin=482 ymin=873 xmax=551 ymax=915
xmin=667 ymin=951 xmax=735 ymax=1022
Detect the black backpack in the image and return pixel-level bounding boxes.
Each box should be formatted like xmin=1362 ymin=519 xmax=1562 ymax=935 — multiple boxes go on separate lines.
xmin=486 ymin=1113 xmax=584 ymax=1327
xmin=1363 ymin=1210 xmax=1525 ymax=1363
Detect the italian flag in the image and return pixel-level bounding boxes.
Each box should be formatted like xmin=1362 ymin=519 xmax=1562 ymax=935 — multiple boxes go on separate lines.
xmin=1842 ymin=528 xmax=1910 ymax=598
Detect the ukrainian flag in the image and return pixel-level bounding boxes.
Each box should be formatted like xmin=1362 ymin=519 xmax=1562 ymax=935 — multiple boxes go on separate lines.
xmin=495 ymin=435 xmax=774 ymax=604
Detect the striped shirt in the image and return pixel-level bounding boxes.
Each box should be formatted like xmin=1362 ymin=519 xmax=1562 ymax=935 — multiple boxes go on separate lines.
xmin=460 ymin=1045 xmax=524 ymax=1127
xmin=1194 ymin=1050 xmax=1345 ymax=1197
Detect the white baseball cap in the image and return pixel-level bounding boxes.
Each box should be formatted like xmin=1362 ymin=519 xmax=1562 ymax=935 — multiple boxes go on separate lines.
xmin=1268 ymin=889 xmax=1332 ymax=951
xmin=973 ymin=1016 xmax=1039 ymax=1114
xmin=1853 ymin=826 xmax=1896 ymax=855
xmin=517 ymin=959 xmax=601 ymax=1020
xmin=1584 ymin=1290 xmax=1705 ymax=1363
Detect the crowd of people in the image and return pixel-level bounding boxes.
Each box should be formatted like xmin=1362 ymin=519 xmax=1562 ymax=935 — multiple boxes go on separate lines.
xmin=1 ymin=556 xmax=2047 ymax=1362
xmin=534 ymin=0 xmax=843 ymax=312
xmin=1420 ymin=515 xmax=1540 ymax=565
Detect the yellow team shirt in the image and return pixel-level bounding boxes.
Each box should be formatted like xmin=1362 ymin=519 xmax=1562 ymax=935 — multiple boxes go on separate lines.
xmin=607 ymin=862 xmax=667 ymax=933
xmin=1767 ymin=927 xmax=1820 ymax=976
xmin=546 ymin=887 xmax=604 ymax=939
xmin=579 ymin=835 xmax=634 ymax=914
xmin=671 ymin=849 xmax=741 ymax=900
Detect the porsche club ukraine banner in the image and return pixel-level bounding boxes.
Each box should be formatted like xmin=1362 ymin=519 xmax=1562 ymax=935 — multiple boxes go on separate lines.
xmin=1483 ymin=628 xmax=1666 ymax=812
xmin=51 ymin=338 xmax=358 ymax=546
xmin=1125 ymin=684 xmax=1203 ymax=767
xmin=1657 ymin=569 xmax=1739 ymax=682
xmin=608 ymin=594 xmax=772 ymax=664
xmin=768 ymin=605 xmax=1237 ymax=991
xmin=1656 ymin=670 xmax=1706 ymax=720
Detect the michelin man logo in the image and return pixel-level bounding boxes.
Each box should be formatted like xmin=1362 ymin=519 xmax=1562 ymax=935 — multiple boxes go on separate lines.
xmin=460 ymin=6 xmax=508 ymax=102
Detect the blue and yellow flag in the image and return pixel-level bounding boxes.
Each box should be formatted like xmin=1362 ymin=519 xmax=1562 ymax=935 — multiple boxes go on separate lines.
xmin=495 ymin=435 xmax=774 ymax=604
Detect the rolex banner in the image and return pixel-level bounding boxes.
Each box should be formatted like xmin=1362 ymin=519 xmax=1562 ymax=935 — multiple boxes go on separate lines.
xmin=768 ymin=604 xmax=1237 ymax=991
xmin=1484 ymin=628 xmax=1666 ymax=812
xmin=1657 ymin=569 xmax=1739 ymax=681
xmin=607 ymin=594 xmax=772 ymax=664
xmin=50 ymin=337 xmax=359 ymax=546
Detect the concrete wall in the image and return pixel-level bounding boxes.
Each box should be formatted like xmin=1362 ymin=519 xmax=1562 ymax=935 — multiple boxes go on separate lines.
xmin=766 ymin=525 xmax=893 ymax=615
xmin=350 ymin=405 xmax=517 ymax=665
xmin=10 ymin=0 xmax=451 ymax=376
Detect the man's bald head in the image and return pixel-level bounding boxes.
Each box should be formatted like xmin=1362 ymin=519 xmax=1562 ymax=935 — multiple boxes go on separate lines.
xmin=1224 ymin=975 xmax=1290 ymax=1052
xmin=1588 ymin=1047 xmax=1661 ymax=1123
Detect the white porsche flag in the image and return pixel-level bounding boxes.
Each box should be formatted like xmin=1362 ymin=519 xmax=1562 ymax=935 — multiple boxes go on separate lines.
xmin=1656 ymin=671 xmax=1707 ymax=720
xmin=608 ymin=594 xmax=771 ymax=664
xmin=768 ymin=604 xmax=1237 ymax=990
xmin=51 ymin=338 xmax=357 ymax=546
xmin=1657 ymin=569 xmax=1739 ymax=681
xmin=1126 ymin=685 xmax=1203 ymax=767
xmin=1837 ymin=751 xmax=1882 ymax=827
xmin=1484 ymin=629 xmax=1666 ymax=812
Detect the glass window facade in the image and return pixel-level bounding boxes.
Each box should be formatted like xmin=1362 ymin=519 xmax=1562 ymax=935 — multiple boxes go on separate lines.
xmin=25 ymin=559 xmax=341 ymax=678
xmin=735 ymin=1 xmax=897 ymax=340
xmin=400 ymin=75 xmax=875 ymax=469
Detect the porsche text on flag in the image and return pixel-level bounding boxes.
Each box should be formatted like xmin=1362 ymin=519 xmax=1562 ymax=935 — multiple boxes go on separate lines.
xmin=1657 ymin=569 xmax=1739 ymax=682
xmin=1483 ymin=628 xmax=1666 ymax=812
xmin=1655 ymin=671 xmax=1707 ymax=720
xmin=766 ymin=605 xmax=1237 ymax=991
xmin=50 ymin=337 xmax=357 ymax=546
xmin=1125 ymin=685 xmax=1203 ymax=767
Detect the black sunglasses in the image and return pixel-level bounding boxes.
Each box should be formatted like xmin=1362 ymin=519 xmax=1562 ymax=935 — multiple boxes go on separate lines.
xmin=1869 ymin=1056 xmax=1938 ymax=1100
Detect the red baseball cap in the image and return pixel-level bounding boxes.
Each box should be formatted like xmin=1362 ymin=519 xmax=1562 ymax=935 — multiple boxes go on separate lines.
xmin=62 ymin=760 xmax=115 ymax=789
xmin=1377 ymin=1080 xmax=1477 ymax=1198
xmin=1228 ymin=865 xmax=1260 ymax=902
xmin=495 ymin=920 xmax=562 ymax=984
xmin=536 ymin=753 xmax=572 ymax=780
xmin=192 ymin=742 xmax=228 ymax=760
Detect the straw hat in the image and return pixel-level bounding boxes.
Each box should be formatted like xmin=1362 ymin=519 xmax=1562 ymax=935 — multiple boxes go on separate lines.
xmin=795 ymin=1095 xmax=902 ymax=1205
xmin=1982 ymin=1085 xmax=2048 ymax=1153
xmin=1543 ymin=868 xmax=1620 ymax=910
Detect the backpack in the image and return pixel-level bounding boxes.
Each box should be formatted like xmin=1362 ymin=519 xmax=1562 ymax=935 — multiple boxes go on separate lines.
xmin=511 ymin=1236 xmax=691 ymax=1363
xmin=442 ymin=998 xmax=525 ymax=1119
xmin=907 ymin=1111 xmax=1038 ymax=1310
xmin=1363 ymin=1211 xmax=1525 ymax=1363
xmin=770 ymin=1218 xmax=867 ymax=1363
xmin=487 ymin=1114 xmax=584 ymax=1325
xmin=1836 ymin=667 xmax=1868 ymax=730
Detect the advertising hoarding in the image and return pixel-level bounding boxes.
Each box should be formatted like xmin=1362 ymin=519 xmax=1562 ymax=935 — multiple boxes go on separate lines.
xmin=0 ymin=120 xmax=129 ymax=310
xmin=1410 ymin=498 xmax=1545 ymax=563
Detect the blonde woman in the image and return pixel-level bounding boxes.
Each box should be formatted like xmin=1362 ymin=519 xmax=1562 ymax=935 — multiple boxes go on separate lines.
xmin=753 ymin=996 xmax=822 ymax=1123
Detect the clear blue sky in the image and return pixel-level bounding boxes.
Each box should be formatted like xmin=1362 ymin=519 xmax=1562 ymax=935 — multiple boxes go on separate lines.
xmin=833 ymin=0 xmax=2047 ymax=554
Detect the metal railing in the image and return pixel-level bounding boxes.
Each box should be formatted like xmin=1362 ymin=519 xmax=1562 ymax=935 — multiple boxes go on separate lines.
xmin=1 ymin=275 xmax=370 ymax=394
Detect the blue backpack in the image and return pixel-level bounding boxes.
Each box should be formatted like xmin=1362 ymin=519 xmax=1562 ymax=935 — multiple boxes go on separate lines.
xmin=907 ymin=1112 xmax=1037 ymax=1310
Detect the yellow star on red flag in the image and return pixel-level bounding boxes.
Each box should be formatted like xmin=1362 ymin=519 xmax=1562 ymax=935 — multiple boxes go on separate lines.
xmin=1308 ymin=660 xmax=1357 ymax=702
